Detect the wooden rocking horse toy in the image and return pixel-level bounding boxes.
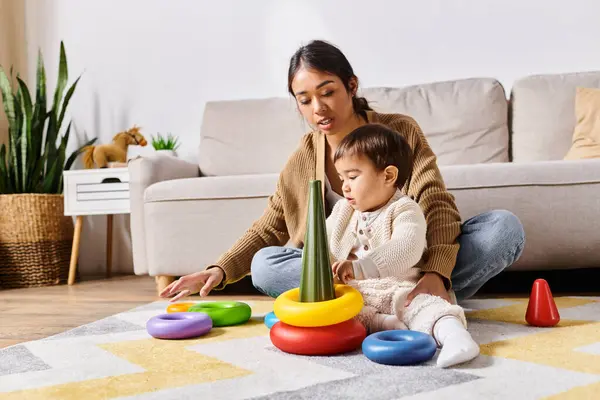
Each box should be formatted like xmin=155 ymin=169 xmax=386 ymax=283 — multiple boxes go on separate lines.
xmin=82 ymin=126 xmax=147 ymax=169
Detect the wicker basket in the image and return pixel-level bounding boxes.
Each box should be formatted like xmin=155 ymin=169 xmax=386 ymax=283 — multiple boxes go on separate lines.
xmin=0 ymin=194 xmax=74 ymax=289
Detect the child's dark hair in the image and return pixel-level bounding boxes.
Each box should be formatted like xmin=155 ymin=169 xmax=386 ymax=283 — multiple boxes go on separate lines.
xmin=333 ymin=124 xmax=413 ymax=189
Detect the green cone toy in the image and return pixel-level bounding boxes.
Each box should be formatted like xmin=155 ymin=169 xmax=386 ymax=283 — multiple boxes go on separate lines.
xmin=299 ymin=180 xmax=336 ymax=302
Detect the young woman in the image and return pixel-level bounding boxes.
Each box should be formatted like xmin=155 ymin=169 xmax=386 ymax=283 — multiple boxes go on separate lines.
xmin=161 ymin=40 xmax=525 ymax=303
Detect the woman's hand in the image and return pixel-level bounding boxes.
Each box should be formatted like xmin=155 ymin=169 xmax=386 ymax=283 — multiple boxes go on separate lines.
xmin=404 ymin=272 xmax=450 ymax=306
xmin=159 ymin=267 xmax=224 ymax=302
xmin=332 ymin=260 xmax=355 ymax=283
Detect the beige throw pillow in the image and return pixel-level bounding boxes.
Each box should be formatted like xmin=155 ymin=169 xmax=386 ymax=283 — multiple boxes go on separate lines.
xmin=564 ymin=87 xmax=600 ymax=160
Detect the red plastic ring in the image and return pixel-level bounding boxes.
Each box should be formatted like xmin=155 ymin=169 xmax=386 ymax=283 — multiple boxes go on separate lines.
xmin=270 ymin=318 xmax=366 ymax=355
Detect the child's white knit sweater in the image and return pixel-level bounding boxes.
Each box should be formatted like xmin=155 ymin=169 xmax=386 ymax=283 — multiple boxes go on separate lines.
xmin=326 ymin=189 xmax=427 ymax=282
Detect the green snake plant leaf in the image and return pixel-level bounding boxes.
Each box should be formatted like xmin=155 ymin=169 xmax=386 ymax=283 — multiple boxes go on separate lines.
xmin=31 ymin=131 xmax=52 ymax=193
xmin=42 ymin=153 xmax=58 ymax=193
xmin=45 ymin=42 xmax=68 ymax=176
xmin=43 ymin=121 xmax=70 ymax=193
xmin=299 ymin=180 xmax=336 ymax=302
xmin=44 ymin=110 xmax=58 ymax=176
xmin=29 ymin=151 xmax=46 ymax=193
xmin=53 ymin=41 xmax=68 ymax=123
xmin=31 ymin=50 xmax=47 ymax=172
xmin=0 ymin=66 xmax=19 ymax=191
xmin=0 ymin=144 xmax=8 ymax=193
xmin=0 ymin=67 xmax=16 ymax=131
xmin=64 ymin=137 xmax=97 ymax=171
xmin=9 ymin=135 xmax=19 ymax=191
xmin=57 ymin=75 xmax=80 ymax=132
xmin=54 ymin=147 xmax=66 ymax=193
xmin=17 ymin=77 xmax=33 ymax=192
xmin=42 ymin=143 xmax=64 ymax=194
xmin=54 ymin=121 xmax=71 ymax=193
xmin=9 ymin=95 xmax=22 ymax=192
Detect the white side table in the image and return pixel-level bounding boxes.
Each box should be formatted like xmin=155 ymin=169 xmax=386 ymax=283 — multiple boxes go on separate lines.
xmin=63 ymin=167 xmax=130 ymax=285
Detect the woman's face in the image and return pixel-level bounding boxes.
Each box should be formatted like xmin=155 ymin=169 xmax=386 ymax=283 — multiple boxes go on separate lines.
xmin=290 ymin=67 xmax=356 ymax=136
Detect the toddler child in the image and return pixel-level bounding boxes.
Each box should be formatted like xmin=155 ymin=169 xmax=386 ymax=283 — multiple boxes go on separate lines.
xmin=325 ymin=123 xmax=480 ymax=368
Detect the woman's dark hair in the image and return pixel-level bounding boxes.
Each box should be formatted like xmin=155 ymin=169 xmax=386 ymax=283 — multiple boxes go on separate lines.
xmin=288 ymin=40 xmax=372 ymax=119
xmin=333 ymin=124 xmax=413 ymax=189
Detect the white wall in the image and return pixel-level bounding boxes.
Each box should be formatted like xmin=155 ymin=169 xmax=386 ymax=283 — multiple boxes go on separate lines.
xmin=23 ymin=0 xmax=600 ymax=276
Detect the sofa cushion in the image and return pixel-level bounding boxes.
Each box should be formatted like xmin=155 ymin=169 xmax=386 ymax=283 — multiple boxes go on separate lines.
xmin=198 ymin=98 xmax=306 ymax=176
xmin=363 ymin=78 xmax=509 ymax=166
xmin=144 ymin=174 xmax=279 ymax=203
xmin=564 ymin=87 xmax=600 ymax=160
xmin=440 ymin=159 xmax=600 ymax=271
xmin=510 ymin=70 xmax=600 ymax=162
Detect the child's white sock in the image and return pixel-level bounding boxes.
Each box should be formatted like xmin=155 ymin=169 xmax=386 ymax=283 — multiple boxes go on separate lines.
xmin=372 ymin=313 xmax=408 ymax=332
xmin=433 ymin=316 xmax=480 ymax=368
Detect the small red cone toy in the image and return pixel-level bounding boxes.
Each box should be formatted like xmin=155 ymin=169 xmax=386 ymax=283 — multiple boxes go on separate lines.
xmin=525 ymin=279 xmax=560 ymax=327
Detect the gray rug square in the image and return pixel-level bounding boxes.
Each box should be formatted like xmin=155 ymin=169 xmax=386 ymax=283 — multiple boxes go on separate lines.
xmin=44 ymin=316 xmax=143 ymax=340
xmin=0 ymin=345 xmax=51 ymax=376
xmin=255 ymin=348 xmax=480 ymax=399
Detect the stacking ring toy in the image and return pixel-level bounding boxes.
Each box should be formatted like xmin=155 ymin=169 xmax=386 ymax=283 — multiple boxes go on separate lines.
xmin=189 ymin=301 xmax=251 ymax=327
xmin=166 ymin=302 xmax=195 ymax=313
xmin=273 ymin=284 xmax=363 ymax=327
xmin=270 ymin=318 xmax=366 ymax=355
xmin=362 ymin=330 xmax=437 ymax=365
xmin=146 ymin=312 xmax=212 ymax=339
xmin=264 ymin=311 xmax=279 ymax=329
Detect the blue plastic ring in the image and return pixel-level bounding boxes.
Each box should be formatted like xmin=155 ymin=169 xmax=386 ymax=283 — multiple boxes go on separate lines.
xmin=362 ymin=330 xmax=437 ymax=365
xmin=264 ymin=311 xmax=279 ymax=329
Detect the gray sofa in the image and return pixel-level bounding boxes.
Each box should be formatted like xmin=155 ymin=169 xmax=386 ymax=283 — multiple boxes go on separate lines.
xmin=129 ymin=71 xmax=600 ymax=293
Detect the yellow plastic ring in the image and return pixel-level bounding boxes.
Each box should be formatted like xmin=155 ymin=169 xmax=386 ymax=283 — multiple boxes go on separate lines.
xmin=273 ymin=284 xmax=363 ymax=327
xmin=166 ymin=302 xmax=195 ymax=313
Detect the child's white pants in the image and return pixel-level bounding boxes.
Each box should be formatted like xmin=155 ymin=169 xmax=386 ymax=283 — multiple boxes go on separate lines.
xmin=348 ymin=276 xmax=467 ymax=336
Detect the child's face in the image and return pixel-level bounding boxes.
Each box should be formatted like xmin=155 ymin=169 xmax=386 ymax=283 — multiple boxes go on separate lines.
xmin=335 ymin=154 xmax=397 ymax=212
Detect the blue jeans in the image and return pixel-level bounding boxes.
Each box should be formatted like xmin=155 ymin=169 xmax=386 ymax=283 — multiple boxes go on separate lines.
xmin=250 ymin=210 xmax=525 ymax=302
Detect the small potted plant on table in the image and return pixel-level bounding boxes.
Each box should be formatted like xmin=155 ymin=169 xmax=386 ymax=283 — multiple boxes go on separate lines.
xmin=151 ymin=132 xmax=180 ymax=157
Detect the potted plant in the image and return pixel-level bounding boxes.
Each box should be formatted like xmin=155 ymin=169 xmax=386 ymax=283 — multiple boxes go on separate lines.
xmin=151 ymin=132 xmax=180 ymax=157
xmin=0 ymin=42 xmax=96 ymax=289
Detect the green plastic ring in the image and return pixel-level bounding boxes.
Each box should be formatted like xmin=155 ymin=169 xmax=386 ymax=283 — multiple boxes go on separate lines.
xmin=188 ymin=301 xmax=252 ymax=327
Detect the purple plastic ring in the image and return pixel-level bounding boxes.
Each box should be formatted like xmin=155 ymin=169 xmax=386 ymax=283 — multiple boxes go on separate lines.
xmin=146 ymin=312 xmax=212 ymax=339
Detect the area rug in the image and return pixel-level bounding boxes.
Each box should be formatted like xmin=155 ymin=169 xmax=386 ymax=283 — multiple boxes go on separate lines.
xmin=1 ymin=296 xmax=600 ymax=399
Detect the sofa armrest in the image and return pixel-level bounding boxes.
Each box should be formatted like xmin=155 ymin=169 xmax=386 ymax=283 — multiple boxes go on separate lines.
xmin=129 ymin=155 xmax=200 ymax=275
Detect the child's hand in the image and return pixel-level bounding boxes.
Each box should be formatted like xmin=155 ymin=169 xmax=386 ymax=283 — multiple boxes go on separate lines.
xmin=332 ymin=260 xmax=355 ymax=283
